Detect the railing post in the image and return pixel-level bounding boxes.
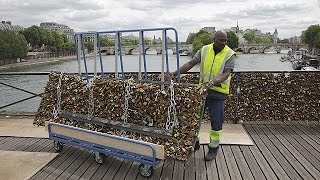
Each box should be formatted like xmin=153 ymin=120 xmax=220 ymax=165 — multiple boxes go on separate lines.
xmin=77 ymin=34 xmax=82 ymax=76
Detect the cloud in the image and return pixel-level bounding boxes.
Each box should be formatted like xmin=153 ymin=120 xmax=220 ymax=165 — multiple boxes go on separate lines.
xmin=0 ymin=0 xmax=319 ymax=41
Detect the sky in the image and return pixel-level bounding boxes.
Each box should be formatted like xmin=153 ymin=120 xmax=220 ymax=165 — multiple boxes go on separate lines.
xmin=0 ymin=0 xmax=319 ymax=41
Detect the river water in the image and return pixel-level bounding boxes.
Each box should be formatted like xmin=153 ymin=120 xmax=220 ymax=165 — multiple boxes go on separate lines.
xmin=0 ymin=53 xmax=292 ymax=113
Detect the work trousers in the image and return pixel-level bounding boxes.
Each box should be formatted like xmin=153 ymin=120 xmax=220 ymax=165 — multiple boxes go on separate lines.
xmin=205 ymin=97 xmax=225 ymax=153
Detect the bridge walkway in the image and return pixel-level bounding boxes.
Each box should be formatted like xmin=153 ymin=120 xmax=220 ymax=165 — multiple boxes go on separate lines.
xmin=0 ymin=123 xmax=319 ymax=179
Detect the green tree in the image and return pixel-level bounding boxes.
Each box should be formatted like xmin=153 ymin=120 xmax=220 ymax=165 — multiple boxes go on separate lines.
xmin=314 ymin=33 xmax=320 ymax=48
xmin=85 ymin=41 xmax=94 ymax=52
xmin=243 ymin=32 xmax=255 ymax=43
xmin=302 ymin=24 xmax=320 ymax=48
xmin=0 ymin=30 xmax=28 ymax=60
xmin=226 ymin=31 xmax=239 ymax=49
xmin=22 ymin=25 xmax=41 ymax=49
xmin=186 ymin=30 xmax=213 ymax=55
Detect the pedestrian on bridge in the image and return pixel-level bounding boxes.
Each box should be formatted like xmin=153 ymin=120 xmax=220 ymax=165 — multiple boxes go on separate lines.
xmin=171 ymin=30 xmax=236 ymax=161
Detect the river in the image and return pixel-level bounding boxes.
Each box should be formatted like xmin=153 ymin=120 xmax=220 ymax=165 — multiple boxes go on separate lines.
xmin=0 ymin=53 xmax=292 ymax=113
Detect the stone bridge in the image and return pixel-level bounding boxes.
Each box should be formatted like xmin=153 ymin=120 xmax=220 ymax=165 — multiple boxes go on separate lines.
xmin=99 ymin=44 xmax=192 ymax=55
xmin=237 ymin=43 xmax=309 ymax=54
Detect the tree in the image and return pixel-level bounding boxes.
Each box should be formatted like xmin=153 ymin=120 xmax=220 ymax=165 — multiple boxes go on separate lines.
xmin=243 ymin=32 xmax=255 ymax=43
xmin=302 ymin=24 xmax=320 ymax=48
xmin=314 ymin=33 xmax=320 ymax=48
xmin=226 ymin=31 xmax=239 ymax=49
xmin=22 ymin=25 xmax=41 ymax=49
xmin=186 ymin=30 xmax=213 ymax=55
xmin=0 ymin=30 xmax=28 ymax=60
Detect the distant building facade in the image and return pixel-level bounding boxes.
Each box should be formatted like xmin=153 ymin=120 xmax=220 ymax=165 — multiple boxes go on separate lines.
xmin=201 ymin=27 xmax=216 ymax=35
xmin=288 ymin=36 xmax=301 ymax=44
xmin=224 ymin=22 xmax=279 ymax=44
xmin=40 ymin=22 xmax=74 ymax=42
xmin=0 ymin=20 xmax=24 ymax=32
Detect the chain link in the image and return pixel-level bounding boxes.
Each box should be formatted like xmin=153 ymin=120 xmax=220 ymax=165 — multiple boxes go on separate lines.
xmin=121 ymin=78 xmax=133 ymax=125
xmin=87 ymin=77 xmax=96 ymax=120
xmin=165 ymin=80 xmax=178 ymax=133
xmin=53 ymin=72 xmax=64 ymax=119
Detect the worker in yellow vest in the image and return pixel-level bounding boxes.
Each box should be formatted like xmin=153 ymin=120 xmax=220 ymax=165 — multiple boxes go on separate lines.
xmin=172 ymin=30 xmax=236 ymax=161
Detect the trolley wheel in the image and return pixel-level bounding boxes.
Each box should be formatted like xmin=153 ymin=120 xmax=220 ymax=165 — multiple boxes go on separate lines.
xmin=139 ymin=164 xmax=154 ymax=178
xmin=94 ymin=152 xmax=106 ymax=164
xmin=195 ymin=140 xmax=200 ymax=150
xmin=54 ymin=141 xmax=63 ymax=153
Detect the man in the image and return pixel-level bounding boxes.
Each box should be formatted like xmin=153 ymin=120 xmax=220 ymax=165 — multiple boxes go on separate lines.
xmin=171 ymin=30 xmax=235 ymax=161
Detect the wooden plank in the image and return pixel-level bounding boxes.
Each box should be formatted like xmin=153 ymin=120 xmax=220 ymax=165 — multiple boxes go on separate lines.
xmin=68 ymin=152 xmax=95 ymax=180
xmin=279 ymin=124 xmax=320 ymax=168
xmin=124 ymin=161 xmax=139 ymax=180
xmin=92 ymin=155 xmax=116 ymax=180
xmin=55 ymin=149 xmax=92 ymax=180
xmin=247 ymin=145 xmax=278 ymax=180
xmin=161 ymin=158 xmax=174 ymax=180
xmin=30 ymin=146 xmax=75 ymax=180
xmin=195 ymin=146 xmax=206 ymax=180
xmin=216 ymin=147 xmax=230 ymax=180
xmin=266 ymin=125 xmax=320 ymax=179
xmin=102 ymin=157 xmax=124 ymax=180
xmin=15 ymin=138 xmax=42 ymax=151
xmin=239 ymin=146 xmax=265 ymax=179
xmin=230 ymin=146 xmax=255 ymax=180
xmin=184 ymin=150 xmax=195 ymax=180
xmin=244 ymin=125 xmax=289 ymax=180
xmin=172 ymin=160 xmax=185 ymax=180
xmin=1 ymin=137 xmax=26 ymax=151
xmin=6 ymin=137 xmax=31 ymax=151
xmin=50 ymin=123 xmax=165 ymax=159
xmin=45 ymin=148 xmax=83 ymax=180
xmin=78 ymin=155 xmax=101 ymax=180
xmin=148 ymin=158 xmax=164 ymax=180
xmin=222 ymin=146 xmax=242 ymax=180
xmin=255 ymin=125 xmax=302 ymax=179
xmin=285 ymin=124 xmax=320 ymax=162
xmin=113 ymin=159 xmax=134 ymax=180
xmin=24 ymin=138 xmax=51 ymax=152
xmin=293 ymin=124 xmax=320 ymax=146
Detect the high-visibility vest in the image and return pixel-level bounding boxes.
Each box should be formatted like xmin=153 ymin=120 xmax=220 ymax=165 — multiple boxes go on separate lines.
xmin=199 ymin=43 xmax=235 ymax=94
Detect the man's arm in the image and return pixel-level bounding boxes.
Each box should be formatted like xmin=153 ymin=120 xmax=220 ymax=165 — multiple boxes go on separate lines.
xmin=172 ymin=58 xmax=198 ymax=76
xmin=211 ymin=68 xmax=232 ymax=86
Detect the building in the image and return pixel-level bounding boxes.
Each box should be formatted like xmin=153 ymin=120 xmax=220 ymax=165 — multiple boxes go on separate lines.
xmin=201 ymin=27 xmax=216 ymax=34
xmin=0 ymin=20 xmax=24 ymax=32
xmin=40 ymin=22 xmax=74 ymax=42
xmin=226 ymin=22 xmax=279 ymax=44
xmin=288 ymin=36 xmax=301 ymax=44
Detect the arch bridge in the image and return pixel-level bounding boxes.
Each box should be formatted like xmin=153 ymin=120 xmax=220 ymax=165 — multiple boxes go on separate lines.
xmin=99 ymin=44 xmax=192 ymax=55
xmin=237 ymin=43 xmax=309 ymax=54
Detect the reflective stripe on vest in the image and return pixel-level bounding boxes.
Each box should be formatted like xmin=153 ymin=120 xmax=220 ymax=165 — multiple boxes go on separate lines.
xmin=199 ymin=44 xmax=235 ymax=94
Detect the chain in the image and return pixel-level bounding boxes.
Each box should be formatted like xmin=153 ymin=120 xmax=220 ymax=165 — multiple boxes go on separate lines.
xmin=87 ymin=77 xmax=96 ymax=120
xmin=165 ymin=80 xmax=178 ymax=133
xmin=121 ymin=78 xmax=133 ymax=125
xmin=53 ymin=72 xmax=64 ymax=119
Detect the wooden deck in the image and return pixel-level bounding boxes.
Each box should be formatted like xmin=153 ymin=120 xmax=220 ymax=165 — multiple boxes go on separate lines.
xmin=1 ymin=124 xmax=319 ymax=180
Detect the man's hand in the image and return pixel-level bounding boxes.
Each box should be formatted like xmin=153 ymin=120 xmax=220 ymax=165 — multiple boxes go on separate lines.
xmin=197 ymin=80 xmax=213 ymax=94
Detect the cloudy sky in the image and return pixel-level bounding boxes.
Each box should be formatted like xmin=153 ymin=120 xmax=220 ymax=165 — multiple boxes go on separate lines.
xmin=1 ymin=0 xmax=319 ymax=41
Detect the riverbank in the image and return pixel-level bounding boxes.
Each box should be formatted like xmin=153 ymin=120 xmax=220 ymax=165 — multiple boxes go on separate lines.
xmin=0 ymin=55 xmax=77 ymax=71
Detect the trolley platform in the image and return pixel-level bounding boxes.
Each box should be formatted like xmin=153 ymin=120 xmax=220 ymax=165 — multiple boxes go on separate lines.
xmin=47 ymin=122 xmax=164 ymax=177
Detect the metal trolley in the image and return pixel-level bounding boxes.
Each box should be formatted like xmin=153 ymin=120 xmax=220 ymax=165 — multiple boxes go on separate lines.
xmin=49 ymin=27 xmax=184 ymax=177
xmin=48 ymin=122 xmax=164 ymax=177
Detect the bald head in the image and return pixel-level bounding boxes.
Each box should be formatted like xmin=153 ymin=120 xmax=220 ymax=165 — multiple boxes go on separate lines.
xmin=214 ymin=30 xmax=228 ymax=51
xmin=214 ymin=30 xmax=227 ymax=39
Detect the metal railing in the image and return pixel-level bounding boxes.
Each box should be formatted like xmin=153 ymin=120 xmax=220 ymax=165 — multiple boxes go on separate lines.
xmin=74 ymin=28 xmax=181 ymax=86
